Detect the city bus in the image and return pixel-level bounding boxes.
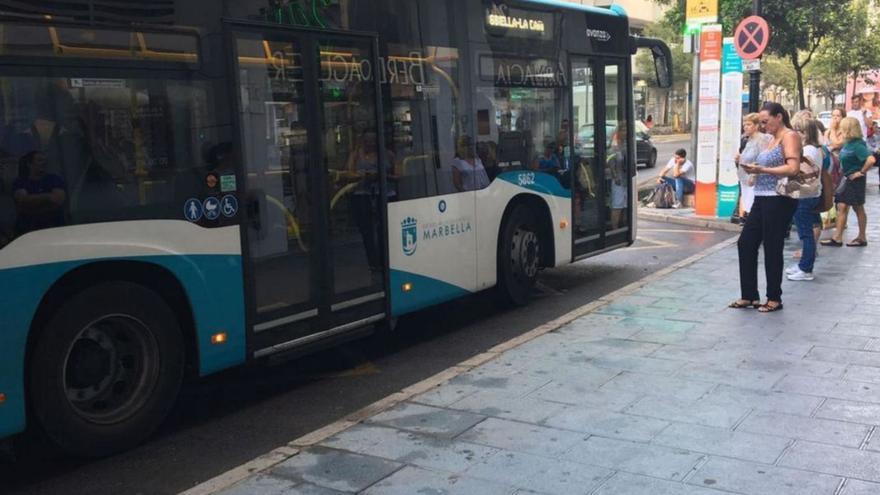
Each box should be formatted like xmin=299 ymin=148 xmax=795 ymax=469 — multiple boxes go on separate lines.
xmin=0 ymin=0 xmax=671 ymax=456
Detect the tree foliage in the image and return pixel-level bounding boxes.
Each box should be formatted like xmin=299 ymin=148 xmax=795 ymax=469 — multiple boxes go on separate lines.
xmin=811 ymin=0 xmax=880 ymax=86
xmin=652 ymin=0 xmax=852 ymax=108
xmin=635 ymin=19 xmax=693 ymax=89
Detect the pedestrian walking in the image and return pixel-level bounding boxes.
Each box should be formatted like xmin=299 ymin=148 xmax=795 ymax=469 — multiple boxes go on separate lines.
xmin=787 ymin=116 xmax=825 ymax=281
xmin=730 ymin=103 xmax=801 ymax=313
xmin=821 ymin=117 xmax=877 ymax=248
xmin=734 ymin=113 xmax=771 ymax=222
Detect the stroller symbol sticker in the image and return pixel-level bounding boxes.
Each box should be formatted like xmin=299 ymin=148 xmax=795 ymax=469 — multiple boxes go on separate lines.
xmin=203 ymin=197 xmax=220 ymax=220
xmin=184 ymin=198 xmax=203 ymax=222
xmin=221 ymin=195 xmax=238 ymax=218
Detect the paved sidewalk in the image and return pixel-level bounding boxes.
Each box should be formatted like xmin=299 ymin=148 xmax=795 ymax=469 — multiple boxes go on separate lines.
xmin=213 ymin=179 xmax=880 ymax=495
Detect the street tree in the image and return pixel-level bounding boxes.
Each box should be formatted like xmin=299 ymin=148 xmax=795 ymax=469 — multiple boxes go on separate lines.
xmin=812 ymin=0 xmax=880 ymax=91
xmin=635 ymin=18 xmax=693 ymax=89
xmin=652 ymin=0 xmax=850 ymax=109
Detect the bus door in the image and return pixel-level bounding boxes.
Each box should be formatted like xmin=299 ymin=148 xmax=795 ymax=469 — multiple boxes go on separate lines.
xmin=571 ymin=58 xmax=632 ymax=258
xmin=231 ymin=26 xmax=387 ymax=358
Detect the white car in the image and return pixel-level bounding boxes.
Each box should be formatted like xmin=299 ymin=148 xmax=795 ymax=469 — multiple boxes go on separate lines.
xmin=818 ymin=111 xmax=832 ymax=129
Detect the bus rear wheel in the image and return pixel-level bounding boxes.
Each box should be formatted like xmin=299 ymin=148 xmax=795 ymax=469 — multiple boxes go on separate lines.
xmin=497 ymin=204 xmax=541 ymax=306
xmin=29 ymin=282 xmax=184 ymax=457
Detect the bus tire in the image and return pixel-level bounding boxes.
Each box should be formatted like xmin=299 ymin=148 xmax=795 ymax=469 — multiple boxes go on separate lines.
xmin=497 ymin=203 xmax=541 ymax=306
xmin=29 ymin=281 xmax=184 ymax=457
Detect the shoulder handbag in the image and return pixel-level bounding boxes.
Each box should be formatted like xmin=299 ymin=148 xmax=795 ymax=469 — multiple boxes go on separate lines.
xmin=776 ymin=155 xmax=821 ymax=199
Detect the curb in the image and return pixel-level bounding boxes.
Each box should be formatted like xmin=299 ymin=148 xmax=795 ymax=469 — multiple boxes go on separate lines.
xmin=651 ymin=133 xmax=691 ymax=143
xmin=638 ymin=208 xmax=743 ymax=233
xmin=179 ymin=235 xmax=740 ymax=495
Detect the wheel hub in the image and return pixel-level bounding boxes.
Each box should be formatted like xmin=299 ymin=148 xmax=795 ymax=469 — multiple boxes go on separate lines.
xmin=511 ymin=227 xmax=540 ymax=280
xmin=62 ymin=316 xmax=159 ymax=425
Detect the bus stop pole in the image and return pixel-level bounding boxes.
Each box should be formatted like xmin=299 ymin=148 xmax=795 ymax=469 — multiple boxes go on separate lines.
xmin=747 ymin=0 xmax=762 ymax=112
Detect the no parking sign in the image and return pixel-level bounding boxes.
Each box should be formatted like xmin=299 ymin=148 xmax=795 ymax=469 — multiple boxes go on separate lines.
xmin=734 ymin=16 xmax=770 ymax=60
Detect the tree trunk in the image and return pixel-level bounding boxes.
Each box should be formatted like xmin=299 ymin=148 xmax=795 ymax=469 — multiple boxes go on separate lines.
xmin=793 ymin=54 xmax=807 ymax=110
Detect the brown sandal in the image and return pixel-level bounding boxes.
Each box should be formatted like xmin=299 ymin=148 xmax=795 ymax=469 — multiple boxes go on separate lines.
xmin=729 ymin=299 xmax=761 ymax=309
xmin=758 ymin=301 xmax=784 ymax=313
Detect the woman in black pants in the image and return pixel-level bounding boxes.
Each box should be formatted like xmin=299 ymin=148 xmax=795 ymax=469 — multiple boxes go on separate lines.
xmin=730 ymin=103 xmax=801 ymax=313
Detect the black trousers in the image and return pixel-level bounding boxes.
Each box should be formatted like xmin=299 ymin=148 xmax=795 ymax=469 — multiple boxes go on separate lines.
xmin=737 ymin=195 xmax=798 ymax=302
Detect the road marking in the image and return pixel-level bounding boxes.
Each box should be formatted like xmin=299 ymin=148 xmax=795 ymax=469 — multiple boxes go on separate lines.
xmin=640 ymin=228 xmax=716 ymax=234
xmin=315 ymin=362 xmax=380 ymax=379
xmin=627 ymin=236 xmax=677 ymax=252
xmin=179 ymin=235 xmax=740 ymax=495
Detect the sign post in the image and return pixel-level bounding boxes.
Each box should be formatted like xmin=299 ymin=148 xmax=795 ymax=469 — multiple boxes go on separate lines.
xmin=695 ymin=24 xmax=722 ymax=217
xmin=718 ymin=38 xmax=743 ymax=218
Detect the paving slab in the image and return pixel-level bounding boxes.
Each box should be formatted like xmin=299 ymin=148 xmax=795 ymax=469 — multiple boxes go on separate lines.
xmin=780 ymin=441 xmax=880 ymax=481
xmin=542 ymin=405 xmax=670 ymax=442
xmin=562 ymin=435 xmax=704 ymax=481
xmin=625 ymin=396 xmax=750 ymax=429
xmin=689 ymin=456 xmax=842 ymax=495
xmin=774 ymin=375 xmax=880 ymax=404
xmin=815 ymin=399 xmax=880 ymax=425
xmin=652 ymin=423 xmax=791 ymax=464
xmin=698 ymin=385 xmax=823 ymax=416
xmin=841 ymin=479 xmax=880 ymax=495
xmin=362 ymin=466 xmax=515 ymax=495
xmin=449 ymin=389 xmax=572 ymax=423
xmin=322 ymin=424 xmax=498 ymax=473
xmin=218 ymin=475 xmax=319 ymax=495
xmin=457 ymin=417 xmax=584 ymax=458
xmin=599 ymin=371 xmax=717 ymax=402
xmin=271 ymin=447 xmax=402 ymax=493
xmin=367 ymin=403 xmax=486 ymax=438
xmin=462 ymin=450 xmax=612 ymax=495
xmin=736 ymin=411 xmax=871 ymax=448
xmin=593 ymin=472 xmax=729 ymax=495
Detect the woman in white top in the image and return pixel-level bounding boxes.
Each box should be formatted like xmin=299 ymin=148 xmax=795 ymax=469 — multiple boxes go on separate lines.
xmin=452 ymin=135 xmax=490 ymax=192
xmin=788 ymin=116 xmax=825 ymax=281
xmin=734 ymin=113 xmax=771 ymax=219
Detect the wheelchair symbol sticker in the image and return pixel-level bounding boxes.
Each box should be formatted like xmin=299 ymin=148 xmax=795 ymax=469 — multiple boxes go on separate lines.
xmin=221 ymin=195 xmax=238 ymax=218
xmin=203 ymin=197 xmax=220 ymax=220
xmin=184 ymin=198 xmax=203 ymax=222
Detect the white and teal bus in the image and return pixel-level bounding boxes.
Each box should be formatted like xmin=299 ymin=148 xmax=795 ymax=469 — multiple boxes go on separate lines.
xmin=0 ymin=0 xmax=670 ymax=456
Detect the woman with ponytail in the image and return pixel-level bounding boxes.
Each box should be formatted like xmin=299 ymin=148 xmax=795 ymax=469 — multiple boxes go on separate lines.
xmin=730 ymin=102 xmax=801 ymax=313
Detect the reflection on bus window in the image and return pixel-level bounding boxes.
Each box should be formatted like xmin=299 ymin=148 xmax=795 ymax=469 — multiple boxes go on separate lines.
xmin=605 ymin=64 xmax=629 ymax=232
xmin=0 ymin=27 xmax=223 ymax=250
xmin=475 ymin=54 xmax=569 ymax=189
xmin=452 ymin=135 xmax=490 ymax=192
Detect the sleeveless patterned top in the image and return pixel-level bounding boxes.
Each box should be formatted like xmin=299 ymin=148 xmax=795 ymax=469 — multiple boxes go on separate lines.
xmin=754 ymin=141 xmax=784 ymax=197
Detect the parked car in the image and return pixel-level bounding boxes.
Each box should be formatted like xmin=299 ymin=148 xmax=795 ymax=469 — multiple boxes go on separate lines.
xmin=817 ymin=111 xmax=832 ymax=130
xmin=577 ymin=121 xmax=657 ymax=168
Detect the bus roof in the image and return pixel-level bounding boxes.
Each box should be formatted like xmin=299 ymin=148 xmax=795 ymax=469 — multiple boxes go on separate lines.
xmin=522 ymin=0 xmax=625 ymax=17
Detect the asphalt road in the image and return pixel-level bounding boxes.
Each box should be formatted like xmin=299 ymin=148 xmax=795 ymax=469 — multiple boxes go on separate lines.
xmin=637 ymin=135 xmax=692 ymax=189
xmin=1 ymin=217 xmax=733 ymax=495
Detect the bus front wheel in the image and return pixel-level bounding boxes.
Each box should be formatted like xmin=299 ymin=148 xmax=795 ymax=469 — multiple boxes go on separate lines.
xmin=29 ymin=282 xmax=184 ymax=457
xmin=497 ymin=204 xmax=541 ymax=306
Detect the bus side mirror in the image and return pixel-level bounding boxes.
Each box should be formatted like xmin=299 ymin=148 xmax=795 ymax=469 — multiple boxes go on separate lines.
xmin=632 ymin=37 xmax=673 ymax=89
